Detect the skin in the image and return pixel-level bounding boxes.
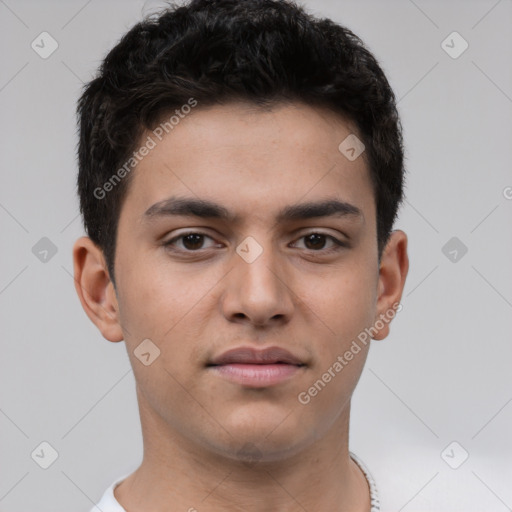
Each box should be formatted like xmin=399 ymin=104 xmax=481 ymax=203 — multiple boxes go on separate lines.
xmin=73 ymin=101 xmax=408 ymax=512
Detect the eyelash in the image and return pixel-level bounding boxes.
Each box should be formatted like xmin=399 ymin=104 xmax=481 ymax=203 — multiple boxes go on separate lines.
xmin=163 ymin=231 xmax=348 ymax=255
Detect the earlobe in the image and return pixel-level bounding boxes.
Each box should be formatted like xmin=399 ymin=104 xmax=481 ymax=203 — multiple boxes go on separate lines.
xmin=372 ymin=230 xmax=409 ymax=341
xmin=72 ymin=236 xmax=124 ymax=343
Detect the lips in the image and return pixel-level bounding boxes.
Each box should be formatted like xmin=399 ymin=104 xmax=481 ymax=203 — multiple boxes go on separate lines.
xmin=207 ymin=346 xmax=306 ymax=388
xmin=208 ymin=346 xmax=305 ymax=367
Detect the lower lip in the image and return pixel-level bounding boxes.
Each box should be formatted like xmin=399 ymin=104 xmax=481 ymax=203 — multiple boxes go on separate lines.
xmin=208 ymin=363 xmax=303 ymax=387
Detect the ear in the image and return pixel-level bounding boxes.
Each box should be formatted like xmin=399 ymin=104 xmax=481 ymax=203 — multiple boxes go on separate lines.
xmin=372 ymin=230 xmax=409 ymax=341
xmin=72 ymin=236 xmax=124 ymax=342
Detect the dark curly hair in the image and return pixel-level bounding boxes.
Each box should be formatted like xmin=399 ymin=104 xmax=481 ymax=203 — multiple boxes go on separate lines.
xmin=77 ymin=0 xmax=406 ymax=288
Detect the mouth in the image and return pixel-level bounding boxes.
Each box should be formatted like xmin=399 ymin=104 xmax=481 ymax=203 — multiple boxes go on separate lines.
xmin=206 ymin=346 xmax=306 ymax=388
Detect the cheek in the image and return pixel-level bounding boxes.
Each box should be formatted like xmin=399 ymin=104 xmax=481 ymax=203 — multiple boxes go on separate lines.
xmin=115 ymin=256 xmax=217 ymax=380
xmin=306 ymin=261 xmax=378 ymax=344
xmin=116 ymin=252 xmax=193 ymax=335
xmin=295 ymin=338 xmax=370 ymax=445
xmin=115 ymin=265 xmax=205 ymax=419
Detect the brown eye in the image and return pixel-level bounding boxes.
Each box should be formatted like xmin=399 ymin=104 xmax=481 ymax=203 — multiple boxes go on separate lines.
xmin=181 ymin=233 xmax=205 ymax=250
xmin=303 ymin=233 xmax=328 ymax=250
xmin=293 ymin=232 xmax=347 ymax=252
xmin=164 ymin=232 xmax=218 ymax=252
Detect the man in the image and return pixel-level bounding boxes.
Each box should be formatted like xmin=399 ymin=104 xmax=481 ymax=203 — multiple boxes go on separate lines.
xmin=73 ymin=0 xmax=409 ymax=510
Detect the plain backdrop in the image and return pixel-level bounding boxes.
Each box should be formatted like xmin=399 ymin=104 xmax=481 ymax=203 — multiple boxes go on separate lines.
xmin=1 ymin=1 xmax=511 ymax=511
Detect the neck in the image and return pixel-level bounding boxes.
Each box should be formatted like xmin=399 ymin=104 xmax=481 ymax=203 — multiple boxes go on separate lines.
xmin=115 ymin=388 xmax=371 ymax=512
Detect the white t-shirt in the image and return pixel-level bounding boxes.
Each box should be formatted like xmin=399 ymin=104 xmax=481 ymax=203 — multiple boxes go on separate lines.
xmin=89 ymin=472 xmax=130 ymax=512
xmin=89 ymin=453 xmax=379 ymax=511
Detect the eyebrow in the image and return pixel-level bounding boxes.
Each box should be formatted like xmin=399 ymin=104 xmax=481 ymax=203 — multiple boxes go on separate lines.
xmin=142 ymin=196 xmax=363 ymax=223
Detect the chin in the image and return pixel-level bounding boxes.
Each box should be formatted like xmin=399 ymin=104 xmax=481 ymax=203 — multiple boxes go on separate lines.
xmin=215 ymin=416 xmax=313 ymax=463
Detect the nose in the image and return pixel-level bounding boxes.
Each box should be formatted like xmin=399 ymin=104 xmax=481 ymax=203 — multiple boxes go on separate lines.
xmin=220 ymin=241 xmax=295 ymax=328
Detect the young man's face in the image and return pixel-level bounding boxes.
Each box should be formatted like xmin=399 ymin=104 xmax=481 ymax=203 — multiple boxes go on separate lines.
xmin=74 ymin=101 xmax=408 ymax=464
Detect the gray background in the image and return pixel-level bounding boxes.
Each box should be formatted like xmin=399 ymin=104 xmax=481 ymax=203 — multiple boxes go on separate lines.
xmin=1 ymin=0 xmax=511 ymax=510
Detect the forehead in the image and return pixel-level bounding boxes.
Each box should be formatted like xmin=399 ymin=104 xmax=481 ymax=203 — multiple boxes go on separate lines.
xmin=122 ymin=101 xmax=374 ymax=225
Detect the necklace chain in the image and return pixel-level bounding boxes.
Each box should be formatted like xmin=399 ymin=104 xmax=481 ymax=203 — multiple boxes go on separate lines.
xmin=349 ymin=452 xmax=380 ymax=512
